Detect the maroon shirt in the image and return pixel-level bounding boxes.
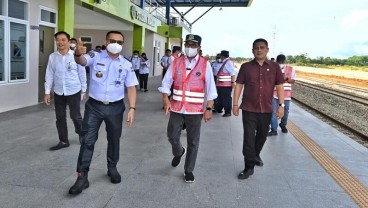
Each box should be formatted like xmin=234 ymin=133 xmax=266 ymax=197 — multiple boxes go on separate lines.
xmin=236 ymin=59 xmax=284 ymax=113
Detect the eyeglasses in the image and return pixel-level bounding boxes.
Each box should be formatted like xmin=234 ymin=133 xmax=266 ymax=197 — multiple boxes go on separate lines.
xmin=107 ymin=39 xmax=124 ymax=45
xmin=184 ymin=43 xmax=198 ymax=48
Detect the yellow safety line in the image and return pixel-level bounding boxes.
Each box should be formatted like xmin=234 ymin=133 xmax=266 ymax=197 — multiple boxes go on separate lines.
xmin=288 ymin=120 xmax=368 ymax=208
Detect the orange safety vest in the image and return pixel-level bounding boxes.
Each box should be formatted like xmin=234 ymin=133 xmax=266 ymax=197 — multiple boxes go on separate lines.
xmin=274 ymin=65 xmax=293 ymax=99
xmin=216 ymin=58 xmax=232 ymax=87
xmin=171 ymin=56 xmax=207 ymax=113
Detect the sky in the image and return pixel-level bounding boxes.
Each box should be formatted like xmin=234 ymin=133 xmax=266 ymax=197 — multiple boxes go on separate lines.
xmin=177 ymin=0 xmax=368 ymax=59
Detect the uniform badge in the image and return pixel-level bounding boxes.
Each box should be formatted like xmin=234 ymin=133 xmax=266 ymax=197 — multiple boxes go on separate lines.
xmin=196 ymin=72 xmax=201 ymax=76
xmin=89 ymin=51 xmax=95 ymax=58
xmin=96 ymin=71 xmax=103 ymax=78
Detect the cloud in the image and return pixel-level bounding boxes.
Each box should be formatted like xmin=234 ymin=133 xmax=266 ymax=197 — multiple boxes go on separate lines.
xmin=341 ymin=10 xmax=368 ymax=28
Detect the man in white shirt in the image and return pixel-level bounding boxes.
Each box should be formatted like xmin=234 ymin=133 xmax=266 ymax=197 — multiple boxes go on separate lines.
xmin=44 ymin=31 xmax=87 ymax=151
xmin=69 ymin=31 xmax=138 ymax=195
xmin=160 ymin=49 xmax=171 ymax=79
xmin=130 ymin=50 xmax=141 ymax=81
xmin=159 ymin=34 xmax=217 ymax=183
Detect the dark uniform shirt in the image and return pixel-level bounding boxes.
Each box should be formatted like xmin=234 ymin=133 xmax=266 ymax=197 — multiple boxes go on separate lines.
xmin=236 ymin=59 xmax=284 ymax=113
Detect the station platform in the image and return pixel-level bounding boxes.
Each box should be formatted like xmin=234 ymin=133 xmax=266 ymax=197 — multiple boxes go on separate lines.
xmin=0 ymin=76 xmax=367 ymax=208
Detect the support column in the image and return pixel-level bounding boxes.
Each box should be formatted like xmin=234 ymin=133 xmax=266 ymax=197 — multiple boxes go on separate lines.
xmin=58 ymin=0 xmax=75 ymax=36
xmin=133 ymin=24 xmax=145 ymax=54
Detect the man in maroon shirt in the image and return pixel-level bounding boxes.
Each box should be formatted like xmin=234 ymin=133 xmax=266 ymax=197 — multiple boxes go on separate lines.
xmin=233 ymin=38 xmax=285 ymax=180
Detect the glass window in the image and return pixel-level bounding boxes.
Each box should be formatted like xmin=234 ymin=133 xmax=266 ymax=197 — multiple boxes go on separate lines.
xmin=0 ymin=20 xmax=4 ymax=81
xmin=10 ymin=22 xmax=26 ymax=80
xmin=41 ymin=9 xmax=56 ymax=24
xmin=9 ymin=0 xmax=28 ymax=20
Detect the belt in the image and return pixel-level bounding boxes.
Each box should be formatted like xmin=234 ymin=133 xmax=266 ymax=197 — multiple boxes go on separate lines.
xmin=89 ymin=97 xmax=123 ymax=105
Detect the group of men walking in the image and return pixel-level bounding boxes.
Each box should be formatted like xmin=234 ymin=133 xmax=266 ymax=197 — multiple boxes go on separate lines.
xmin=44 ymin=31 xmax=295 ymax=195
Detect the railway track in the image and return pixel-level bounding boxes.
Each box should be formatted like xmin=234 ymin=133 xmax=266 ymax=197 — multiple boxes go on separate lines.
xmin=291 ymin=97 xmax=368 ymax=142
xmin=296 ymin=80 xmax=368 ymax=106
xmin=298 ymin=77 xmax=368 ymax=94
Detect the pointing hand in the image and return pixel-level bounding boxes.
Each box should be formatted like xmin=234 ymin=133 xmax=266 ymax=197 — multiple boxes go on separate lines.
xmin=76 ymin=38 xmax=87 ymax=55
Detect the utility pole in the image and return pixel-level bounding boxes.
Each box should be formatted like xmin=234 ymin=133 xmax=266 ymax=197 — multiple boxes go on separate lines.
xmin=272 ymin=25 xmax=276 ymax=58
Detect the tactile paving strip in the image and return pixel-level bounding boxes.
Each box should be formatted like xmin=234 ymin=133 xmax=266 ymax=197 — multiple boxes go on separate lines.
xmin=288 ymin=121 xmax=368 ymax=208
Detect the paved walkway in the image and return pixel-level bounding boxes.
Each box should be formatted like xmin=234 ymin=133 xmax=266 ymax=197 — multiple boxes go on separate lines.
xmin=0 ymin=76 xmax=367 ymax=208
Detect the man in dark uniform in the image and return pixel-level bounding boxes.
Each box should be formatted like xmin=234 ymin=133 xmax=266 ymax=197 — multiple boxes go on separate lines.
xmin=69 ymin=31 xmax=138 ymax=195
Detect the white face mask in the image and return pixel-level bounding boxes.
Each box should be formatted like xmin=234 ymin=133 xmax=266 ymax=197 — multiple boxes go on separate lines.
xmin=185 ymin=47 xmax=198 ymax=57
xmin=217 ymin=59 xmax=222 ymax=63
xmin=279 ymin=64 xmax=285 ymax=69
xmin=177 ymin=52 xmax=182 ymax=57
xmin=70 ymin=43 xmax=76 ymax=48
xmin=134 ymin=55 xmax=138 ymax=58
xmin=107 ymin=43 xmax=122 ymax=54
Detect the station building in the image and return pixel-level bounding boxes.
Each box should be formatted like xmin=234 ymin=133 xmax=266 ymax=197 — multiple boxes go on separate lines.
xmin=0 ymin=0 xmax=252 ymax=112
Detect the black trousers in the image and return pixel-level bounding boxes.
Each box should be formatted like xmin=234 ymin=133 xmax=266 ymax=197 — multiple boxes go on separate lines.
xmin=134 ymin=70 xmax=139 ymax=82
xmin=215 ymin=86 xmax=232 ymax=114
xmin=139 ymin=73 xmax=148 ymax=90
xmin=167 ymin=112 xmax=203 ymax=172
xmin=54 ymin=91 xmax=82 ymax=144
xmin=77 ymin=98 xmax=125 ymax=173
xmin=242 ymin=110 xmax=272 ymax=169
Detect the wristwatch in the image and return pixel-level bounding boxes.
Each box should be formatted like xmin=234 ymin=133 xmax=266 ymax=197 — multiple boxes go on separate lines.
xmin=279 ymin=103 xmax=285 ymax=107
xmin=206 ymin=107 xmax=212 ymax=111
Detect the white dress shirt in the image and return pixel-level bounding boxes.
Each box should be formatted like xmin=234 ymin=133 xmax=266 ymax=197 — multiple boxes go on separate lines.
xmin=44 ymin=50 xmax=87 ymax=95
xmin=139 ymin=59 xmax=150 ymax=74
xmin=159 ymin=54 xmax=218 ymax=114
xmin=130 ymin=56 xmax=141 ymax=70
xmin=161 ymin=55 xmax=170 ymax=68
xmin=84 ymin=50 xmax=138 ymax=102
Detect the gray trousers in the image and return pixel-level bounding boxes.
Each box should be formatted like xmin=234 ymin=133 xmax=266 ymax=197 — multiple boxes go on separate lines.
xmin=167 ymin=112 xmax=203 ymax=172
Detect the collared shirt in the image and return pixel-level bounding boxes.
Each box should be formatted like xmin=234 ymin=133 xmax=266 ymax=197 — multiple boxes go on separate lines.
xmin=139 ymin=59 xmax=150 ymax=74
xmin=161 ymin=55 xmax=170 ymax=68
xmin=159 ymin=54 xmax=218 ymax=114
xmin=236 ymin=59 xmax=284 ymax=113
xmin=45 ymin=50 xmax=87 ymax=96
xmin=84 ymin=50 xmax=138 ymax=102
xmin=130 ymin=56 xmax=141 ymax=70
xmin=211 ymin=61 xmax=222 ymax=75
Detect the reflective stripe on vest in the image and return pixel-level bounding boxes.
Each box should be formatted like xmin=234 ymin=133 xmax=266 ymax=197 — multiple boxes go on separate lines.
xmin=216 ymin=58 xmax=232 ymax=87
xmin=170 ymin=56 xmax=207 ymax=112
xmin=273 ymin=65 xmax=293 ymax=99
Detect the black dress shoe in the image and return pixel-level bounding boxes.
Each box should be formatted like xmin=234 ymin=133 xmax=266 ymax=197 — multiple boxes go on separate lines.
xmin=49 ymin=142 xmax=69 ymax=151
xmin=238 ymin=168 xmax=254 ymax=180
xmin=222 ymin=113 xmax=231 ymax=117
xmin=69 ymin=172 xmax=89 ymax=195
xmin=172 ymin=147 xmax=186 ymax=167
xmin=255 ymin=155 xmax=263 ymax=167
xmin=279 ymin=124 xmax=288 ymax=133
xmin=107 ymin=167 xmax=121 ymax=184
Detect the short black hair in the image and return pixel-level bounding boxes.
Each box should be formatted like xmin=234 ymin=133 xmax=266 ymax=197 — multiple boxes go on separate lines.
xmin=133 ymin=50 xmax=139 ymax=54
xmin=253 ymin=38 xmax=268 ymax=48
xmin=54 ymin=31 xmax=70 ymax=40
xmin=70 ymin=38 xmax=77 ymax=43
xmin=276 ymin=54 xmax=286 ymax=63
xmin=165 ymin=49 xmax=171 ymax=53
xmin=106 ymin=31 xmax=124 ymax=40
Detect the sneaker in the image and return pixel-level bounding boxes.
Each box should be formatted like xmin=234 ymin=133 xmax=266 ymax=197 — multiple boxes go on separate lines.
xmin=107 ymin=166 xmax=121 ymax=184
xmin=184 ymin=172 xmax=195 ymax=183
xmin=267 ymin=131 xmax=278 ymax=136
xmin=49 ymin=142 xmax=69 ymax=151
xmin=238 ymin=168 xmax=254 ymax=180
xmin=171 ymin=147 xmax=186 ymax=167
xmin=279 ymin=124 xmax=288 ymax=133
xmin=144 ymin=89 xmax=148 ymax=92
xmin=69 ymin=172 xmax=89 ymax=195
